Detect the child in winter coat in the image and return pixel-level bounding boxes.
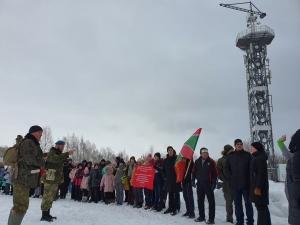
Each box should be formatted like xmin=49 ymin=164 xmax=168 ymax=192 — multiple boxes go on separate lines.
xmin=69 ymin=162 xmax=79 ymax=200
xmin=73 ymin=163 xmax=84 ymax=201
xmin=81 ymin=167 xmax=91 ymax=202
xmin=131 ymin=158 xmax=144 ymax=208
xmin=100 ymin=166 xmax=115 ymax=204
xmin=115 ymin=159 xmax=127 ymax=205
xmin=89 ymin=164 xmax=101 ymax=203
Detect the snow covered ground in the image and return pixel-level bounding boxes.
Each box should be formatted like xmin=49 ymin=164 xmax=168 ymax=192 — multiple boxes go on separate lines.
xmin=0 ymin=181 xmax=288 ymax=225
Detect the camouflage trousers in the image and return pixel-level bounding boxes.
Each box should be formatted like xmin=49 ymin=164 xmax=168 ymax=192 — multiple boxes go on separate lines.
xmin=12 ymin=183 xmax=31 ymax=214
xmin=41 ymin=183 xmax=58 ymax=211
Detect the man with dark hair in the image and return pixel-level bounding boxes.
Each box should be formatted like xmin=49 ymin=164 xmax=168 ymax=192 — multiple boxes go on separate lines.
xmin=226 ymin=139 xmax=254 ymax=225
xmin=162 ymin=146 xmax=181 ymax=216
xmin=8 ymin=125 xmax=47 ymax=225
xmin=192 ymin=147 xmax=218 ymax=224
xmin=40 ymin=140 xmax=75 ymax=222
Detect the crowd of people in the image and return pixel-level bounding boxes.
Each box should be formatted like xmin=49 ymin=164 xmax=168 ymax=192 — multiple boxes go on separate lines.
xmin=3 ymin=125 xmax=300 ymax=225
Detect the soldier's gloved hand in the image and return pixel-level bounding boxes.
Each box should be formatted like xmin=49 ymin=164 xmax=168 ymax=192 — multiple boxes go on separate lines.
xmin=192 ymin=180 xmax=196 ymax=188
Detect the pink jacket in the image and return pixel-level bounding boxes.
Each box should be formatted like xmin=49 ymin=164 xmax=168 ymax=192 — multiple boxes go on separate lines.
xmin=100 ymin=174 xmax=115 ymax=192
xmin=80 ymin=175 xmax=90 ymax=191
xmin=69 ymin=168 xmax=77 ymax=182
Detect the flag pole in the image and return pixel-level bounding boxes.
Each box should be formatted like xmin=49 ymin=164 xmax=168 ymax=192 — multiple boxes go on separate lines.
xmin=184 ymin=159 xmax=191 ymax=179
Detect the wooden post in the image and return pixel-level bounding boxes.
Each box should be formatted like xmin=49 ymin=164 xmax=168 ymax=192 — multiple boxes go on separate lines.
xmin=184 ymin=159 xmax=191 ymax=179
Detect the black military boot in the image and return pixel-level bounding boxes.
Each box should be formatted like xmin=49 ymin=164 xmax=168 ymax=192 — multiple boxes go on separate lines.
xmin=48 ymin=209 xmax=57 ymax=219
xmin=40 ymin=211 xmax=53 ymax=222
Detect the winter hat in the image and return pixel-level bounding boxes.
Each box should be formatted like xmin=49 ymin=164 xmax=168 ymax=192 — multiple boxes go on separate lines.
xmin=55 ymin=140 xmax=65 ymax=145
xmin=84 ymin=167 xmax=89 ymax=174
xmin=29 ymin=125 xmax=43 ymax=133
xmin=289 ymin=129 xmax=300 ymax=153
xmin=200 ymin=147 xmax=208 ymax=154
xmin=119 ymin=158 xmax=125 ymax=164
xmin=105 ymin=166 xmax=113 ymax=174
xmin=116 ymin=156 xmax=121 ymax=162
xmin=224 ymin=145 xmax=234 ymax=154
xmin=145 ymin=153 xmax=152 ymax=163
xmin=154 ymin=152 xmax=161 ymax=159
xmin=251 ymin=142 xmax=264 ymax=151
xmin=234 ymin=139 xmax=243 ymax=146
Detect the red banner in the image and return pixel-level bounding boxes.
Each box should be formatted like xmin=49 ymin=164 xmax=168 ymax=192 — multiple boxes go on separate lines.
xmin=132 ymin=165 xmax=155 ymax=190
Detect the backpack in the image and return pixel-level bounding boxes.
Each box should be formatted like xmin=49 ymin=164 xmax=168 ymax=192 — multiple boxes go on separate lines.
xmin=3 ymin=135 xmax=24 ymax=179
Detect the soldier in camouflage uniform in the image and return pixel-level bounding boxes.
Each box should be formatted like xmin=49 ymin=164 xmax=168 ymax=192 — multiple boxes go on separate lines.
xmin=8 ymin=125 xmax=47 ymax=225
xmin=40 ymin=140 xmax=75 ymax=222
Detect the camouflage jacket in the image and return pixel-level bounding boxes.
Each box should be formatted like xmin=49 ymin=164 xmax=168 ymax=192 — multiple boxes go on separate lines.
xmin=12 ymin=133 xmax=45 ymax=188
xmin=41 ymin=147 xmax=69 ymax=185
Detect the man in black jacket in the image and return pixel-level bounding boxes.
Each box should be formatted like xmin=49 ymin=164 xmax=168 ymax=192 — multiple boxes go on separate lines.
xmin=192 ymin=147 xmax=218 ymax=224
xmin=226 ymin=139 xmax=254 ymax=225
xmin=162 ymin=146 xmax=181 ymax=216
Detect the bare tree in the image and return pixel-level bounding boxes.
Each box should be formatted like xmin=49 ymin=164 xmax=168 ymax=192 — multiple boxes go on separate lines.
xmin=40 ymin=126 xmax=54 ymax=152
xmin=0 ymin=146 xmax=8 ymax=158
xmin=243 ymin=139 xmax=251 ymax=152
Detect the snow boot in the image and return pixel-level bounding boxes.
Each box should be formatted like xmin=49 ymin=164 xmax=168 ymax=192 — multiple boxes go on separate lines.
xmin=182 ymin=212 xmax=190 ymax=217
xmin=40 ymin=211 xmax=53 ymax=222
xmin=48 ymin=209 xmax=57 ymax=219
xmin=155 ymin=206 xmax=162 ymax=212
xmin=163 ymin=208 xmax=172 ymax=214
xmin=205 ymin=220 xmax=215 ymax=224
xmin=171 ymin=209 xmax=177 ymax=216
xmin=195 ymin=217 xmax=206 ymax=222
xmin=188 ymin=212 xmax=196 ymax=219
xmin=8 ymin=211 xmax=25 ymax=225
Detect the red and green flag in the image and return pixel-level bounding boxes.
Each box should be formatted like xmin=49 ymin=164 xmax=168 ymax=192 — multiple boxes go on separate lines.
xmin=174 ymin=128 xmax=202 ymax=183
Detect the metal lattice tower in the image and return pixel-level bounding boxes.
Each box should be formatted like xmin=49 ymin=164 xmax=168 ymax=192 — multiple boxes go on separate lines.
xmin=220 ymin=2 xmax=275 ymax=164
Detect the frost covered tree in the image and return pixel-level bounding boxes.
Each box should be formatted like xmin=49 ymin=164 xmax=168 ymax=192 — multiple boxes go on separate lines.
xmin=40 ymin=126 xmax=54 ymax=152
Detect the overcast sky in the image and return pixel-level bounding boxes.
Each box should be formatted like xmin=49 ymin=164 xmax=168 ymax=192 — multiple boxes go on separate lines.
xmin=0 ymin=0 xmax=299 ymax=160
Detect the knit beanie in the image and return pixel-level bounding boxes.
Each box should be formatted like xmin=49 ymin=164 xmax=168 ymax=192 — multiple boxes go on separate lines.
xmin=251 ymin=142 xmax=264 ymax=151
xmin=154 ymin=152 xmax=161 ymax=159
xmin=29 ymin=125 xmax=43 ymax=133
xmin=224 ymin=145 xmax=234 ymax=154
xmin=200 ymin=147 xmax=208 ymax=154
xmin=234 ymin=139 xmax=243 ymax=146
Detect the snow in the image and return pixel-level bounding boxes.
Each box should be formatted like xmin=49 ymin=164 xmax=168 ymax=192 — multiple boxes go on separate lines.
xmin=0 ymin=181 xmax=288 ymax=225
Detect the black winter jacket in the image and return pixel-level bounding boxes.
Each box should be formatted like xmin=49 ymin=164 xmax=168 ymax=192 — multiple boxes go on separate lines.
xmin=249 ymin=151 xmax=269 ymax=205
xmin=226 ymin=149 xmax=251 ymax=189
xmin=89 ymin=169 xmax=102 ymax=187
xmin=192 ymin=157 xmax=217 ymax=184
xmin=290 ymin=130 xmax=300 ymax=225
xmin=162 ymin=154 xmax=182 ymax=192
xmin=63 ymin=164 xmax=73 ymax=182
xmin=154 ymin=159 xmax=164 ymax=184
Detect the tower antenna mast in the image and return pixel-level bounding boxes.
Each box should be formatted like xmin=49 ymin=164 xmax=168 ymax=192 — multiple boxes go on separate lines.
xmin=220 ymin=2 xmax=276 ymax=171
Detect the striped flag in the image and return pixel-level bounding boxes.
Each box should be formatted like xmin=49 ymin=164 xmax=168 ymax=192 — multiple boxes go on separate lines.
xmin=174 ymin=128 xmax=202 ymax=183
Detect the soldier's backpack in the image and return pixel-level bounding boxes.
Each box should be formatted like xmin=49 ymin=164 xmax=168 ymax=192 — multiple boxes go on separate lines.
xmin=3 ymin=135 xmax=24 ymax=178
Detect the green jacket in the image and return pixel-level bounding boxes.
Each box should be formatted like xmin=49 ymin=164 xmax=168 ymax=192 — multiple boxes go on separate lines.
xmin=41 ymin=147 xmax=69 ymax=185
xmin=12 ymin=133 xmax=45 ymax=188
xmin=217 ymin=155 xmax=232 ymax=194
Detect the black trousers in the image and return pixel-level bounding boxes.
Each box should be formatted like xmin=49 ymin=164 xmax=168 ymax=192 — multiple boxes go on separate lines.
xmin=90 ymin=187 xmax=100 ymax=203
xmin=255 ymin=204 xmax=271 ymax=225
xmin=60 ymin=180 xmax=70 ymax=197
xmin=74 ymin=186 xmax=82 ymax=201
xmin=168 ymin=192 xmax=180 ymax=211
xmin=197 ymin=182 xmax=215 ymax=221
